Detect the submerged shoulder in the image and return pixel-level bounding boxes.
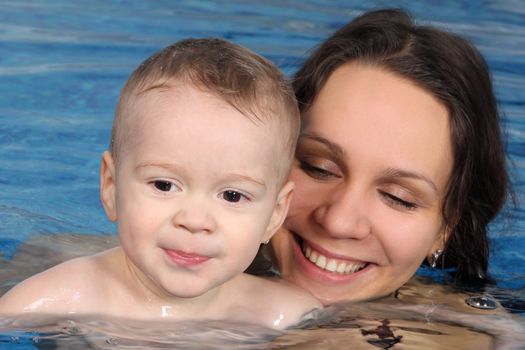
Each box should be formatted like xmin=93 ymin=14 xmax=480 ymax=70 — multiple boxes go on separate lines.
xmin=0 ymin=248 xmax=116 ymax=314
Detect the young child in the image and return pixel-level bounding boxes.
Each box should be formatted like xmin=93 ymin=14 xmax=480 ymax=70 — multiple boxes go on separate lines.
xmin=0 ymin=38 xmax=321 ymax=329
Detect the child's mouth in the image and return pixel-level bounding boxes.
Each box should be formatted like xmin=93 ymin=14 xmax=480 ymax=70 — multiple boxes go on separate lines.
xmin=164 ymin=249 xmax=210 ymax=267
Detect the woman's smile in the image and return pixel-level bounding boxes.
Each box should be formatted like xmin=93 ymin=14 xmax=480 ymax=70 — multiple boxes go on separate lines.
xmin=288 ymin=231 xmax=373 ymax=284
xmin=302 ymin=243 xmax=366 ymax=274
xmin=298 ymin=235 xmax=367 ymax=275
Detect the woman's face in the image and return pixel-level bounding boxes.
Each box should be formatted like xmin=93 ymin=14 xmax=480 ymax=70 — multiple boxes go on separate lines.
xmin=272 ymin=63 xmax=453 ymax=305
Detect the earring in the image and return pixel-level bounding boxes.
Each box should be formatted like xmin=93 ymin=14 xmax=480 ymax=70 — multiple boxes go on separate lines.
xmin=428 ymin=249 xmax=443 ymax=268
xmin=263 ymin=240 xmax=269 ymax=245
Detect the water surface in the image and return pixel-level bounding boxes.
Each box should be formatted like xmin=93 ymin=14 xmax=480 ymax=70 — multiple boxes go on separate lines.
xmin=1 ymin=1 xmax=524 ymax=348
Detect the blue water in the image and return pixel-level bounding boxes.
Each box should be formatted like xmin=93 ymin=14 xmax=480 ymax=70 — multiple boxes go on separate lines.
xmin=0 ymin=0 xmax=525 ymax=348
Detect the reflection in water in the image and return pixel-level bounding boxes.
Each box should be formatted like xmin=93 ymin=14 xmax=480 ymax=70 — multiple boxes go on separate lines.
xmin=361 ymin=319 xmax=402 ymax=348
xmin=1 ymin=234 xmax=524 ymax=349
xmin=0 ymin=315 xmax=282 ymax=350
xmin=465 ymin=295 xmax=498 ymax=310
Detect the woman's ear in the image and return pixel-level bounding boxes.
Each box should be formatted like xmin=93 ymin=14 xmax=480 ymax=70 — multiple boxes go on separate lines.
xmin=261 ymin=181 xmax=295 ymax=243
xmin=100 ymin=151 xmax=117 ymax=222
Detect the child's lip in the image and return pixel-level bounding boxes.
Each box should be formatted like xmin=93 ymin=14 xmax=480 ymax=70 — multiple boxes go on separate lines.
xmin=163 ymin=248 xmax=210 ymax=266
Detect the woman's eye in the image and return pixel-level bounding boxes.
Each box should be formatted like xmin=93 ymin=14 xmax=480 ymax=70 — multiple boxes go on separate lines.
xmin=221 ymin=190 xmax=247 ymax=203
xmin=380 ymin=191 xmax=418 ymax=210
xmin=299 ymin=159 xmax=338 ymax=179
xmin=152 ymin=180 xmax=176 ymax=192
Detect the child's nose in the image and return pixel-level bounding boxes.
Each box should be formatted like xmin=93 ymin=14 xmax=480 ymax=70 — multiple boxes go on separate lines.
xmin=171 ymin=198 xmax=216 ymax=234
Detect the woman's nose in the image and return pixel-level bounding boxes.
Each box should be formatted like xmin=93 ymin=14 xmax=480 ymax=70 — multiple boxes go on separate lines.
xmin=171 ymin=197 xmax=216 ymax=234
xmin=313 ymin=187 xmax=371 ymax=240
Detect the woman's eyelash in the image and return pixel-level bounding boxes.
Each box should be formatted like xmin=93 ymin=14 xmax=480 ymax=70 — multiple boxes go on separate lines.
xmin=299 ymin=160 xmax=337 ymax=179
xmin=380 ymin=191 xmax=418 ymax=210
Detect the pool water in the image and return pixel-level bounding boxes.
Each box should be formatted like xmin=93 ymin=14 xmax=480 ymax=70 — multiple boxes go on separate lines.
xmin=1 ymin=0 xmax=524 ymax=348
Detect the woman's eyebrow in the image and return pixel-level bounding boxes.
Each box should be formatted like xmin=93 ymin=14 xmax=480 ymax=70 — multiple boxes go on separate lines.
xmin=300 ymin=132 xmax=345 ymax=158
xmin=381 ymin=168 xmax=438 ymax=194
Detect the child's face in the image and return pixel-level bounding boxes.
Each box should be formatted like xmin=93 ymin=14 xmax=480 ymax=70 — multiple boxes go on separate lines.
xmin=101 ymin=84 xmax=292 ymax=299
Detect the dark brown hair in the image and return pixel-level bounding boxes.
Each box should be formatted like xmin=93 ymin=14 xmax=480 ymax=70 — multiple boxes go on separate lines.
xmin=293 ymin=9 xmax=509 ymax=284
xmin=111 ymin=38 xmax=300 ymax=181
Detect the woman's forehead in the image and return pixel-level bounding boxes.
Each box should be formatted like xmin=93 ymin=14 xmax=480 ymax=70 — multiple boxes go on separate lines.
xmin=302 ymin=63 xmax=453 ymax=192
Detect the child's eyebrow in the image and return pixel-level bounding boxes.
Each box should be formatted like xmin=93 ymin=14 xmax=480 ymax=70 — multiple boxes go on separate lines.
xmin=135 ymin=162 xmax=182 ymax=172
xmin=224 ymin=173 xmax=267 ymax=188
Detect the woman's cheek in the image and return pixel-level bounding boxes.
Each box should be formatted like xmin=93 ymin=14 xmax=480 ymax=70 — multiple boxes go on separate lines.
xmin=287 ymin=173 xmax=316 ymax=214
xmin=379 ymin=220 xmax=438 ymax=269
xmin=290 ymin=172 xmax=335 ymax=213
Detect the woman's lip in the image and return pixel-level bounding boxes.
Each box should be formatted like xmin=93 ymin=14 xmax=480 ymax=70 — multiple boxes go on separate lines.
xmin=163 ymin=249 xmax=210 ymax=267
xmin=300 ymin=236 xmax=365 ymax=263
xmin=289 ymin=232 xmax=371 ymax=283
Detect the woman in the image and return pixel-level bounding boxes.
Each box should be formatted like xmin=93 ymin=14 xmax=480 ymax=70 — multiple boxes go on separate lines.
xmin=262 ymin=8 xmax=509 ymax=305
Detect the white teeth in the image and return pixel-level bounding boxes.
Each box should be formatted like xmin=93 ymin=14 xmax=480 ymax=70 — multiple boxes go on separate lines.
xmin=310 ymin=251 xmax=318 ymax=263
xmin=336 ymin=263 xmax=346 ymax=274
xmin=301 ymin=242 xmax=365 ymax=275
xmin=305 ymin=246 xmax=312 ymax=258
xmin=326 ymin=259 xmax=337 ymax=272
xmin=315 ymin=255 xmax=327 ymax=268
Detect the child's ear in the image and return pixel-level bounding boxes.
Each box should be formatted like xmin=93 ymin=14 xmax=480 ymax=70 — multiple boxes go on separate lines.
xmin=100 ymin=151 xmax=117 ymax=222
xmin=261 ymin=181 xmax=294 ymax=243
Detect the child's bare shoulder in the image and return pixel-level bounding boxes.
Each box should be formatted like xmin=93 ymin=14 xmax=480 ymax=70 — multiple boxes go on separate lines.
xmin=0 ymin=248 xmax=115 ymax=314
xmin=236 ymin=274 xmax=322 ymax=329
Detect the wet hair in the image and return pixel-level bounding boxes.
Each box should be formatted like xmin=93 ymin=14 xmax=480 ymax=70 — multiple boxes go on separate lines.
xmin=111 ymin=38 xmax=300 ymax=183
xmin=293 ymin=9 xmax=509 ymax=284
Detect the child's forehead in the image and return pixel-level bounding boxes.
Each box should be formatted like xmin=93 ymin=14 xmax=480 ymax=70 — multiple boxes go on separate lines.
xmin=124 ymin=87 xmax=285 ymax=160
xmin=132 ymin=80 xmax=185 ymax=106
xmin=118 ymin=81 xmax=292 ymax=178
xmin=126 ymin=84 xmax=278 ymax=140
xmin=127 ymin=82 xmax=279 ymax=129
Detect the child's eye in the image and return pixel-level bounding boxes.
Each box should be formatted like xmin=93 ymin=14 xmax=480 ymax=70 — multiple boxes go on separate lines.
xmin=152 ymin=180 xmax=177 ymax=192
xmin=220 ymin=190 xmax=248 ymax=203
